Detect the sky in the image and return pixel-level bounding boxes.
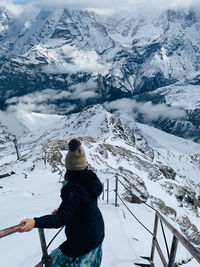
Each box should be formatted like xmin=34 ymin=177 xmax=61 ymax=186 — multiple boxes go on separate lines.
xmin=1 ymin=0 xmax=200 ymax=16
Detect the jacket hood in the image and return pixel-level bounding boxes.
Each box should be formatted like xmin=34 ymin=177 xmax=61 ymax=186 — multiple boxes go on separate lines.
xmin=66 ymin=169 xmax=103 ymax=197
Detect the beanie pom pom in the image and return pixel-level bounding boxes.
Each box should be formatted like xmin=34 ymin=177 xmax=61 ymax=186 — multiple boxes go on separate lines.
xmin=68 ymin=139 xmax=81 ymax=152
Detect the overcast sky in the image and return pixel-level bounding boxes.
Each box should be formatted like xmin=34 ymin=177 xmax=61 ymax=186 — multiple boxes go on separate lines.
xmin=1 ymin=0 xmax=200 ymax=16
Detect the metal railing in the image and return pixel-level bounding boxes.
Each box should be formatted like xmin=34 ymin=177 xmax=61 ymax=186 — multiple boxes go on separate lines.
xmin=150 ymin=212 xmax=200 ymax=267
xmin=103 ymin=176 xmax=200 ymax=267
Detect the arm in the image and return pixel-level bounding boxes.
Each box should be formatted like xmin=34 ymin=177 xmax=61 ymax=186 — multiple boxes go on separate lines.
xmin=20 ymin=188 xmax=81 ymax=231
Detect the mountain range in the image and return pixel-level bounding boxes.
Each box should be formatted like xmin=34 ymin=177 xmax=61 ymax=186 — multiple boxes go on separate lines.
xmin=0 ymin=6 xmax=199 ymax=141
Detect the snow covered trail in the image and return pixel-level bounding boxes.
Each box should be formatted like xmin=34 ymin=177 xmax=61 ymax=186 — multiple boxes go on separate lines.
xmin=1 ymin=189 xmax=199 ymax=267
xmin=0 ymin=197 xmax=152 ymax=267
xmin=101 ymin=203 xmax=152 ymax=267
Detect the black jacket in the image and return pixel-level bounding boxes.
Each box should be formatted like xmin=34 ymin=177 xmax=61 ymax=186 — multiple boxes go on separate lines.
xmin=34 ymin=170 xmax=105 ymax=257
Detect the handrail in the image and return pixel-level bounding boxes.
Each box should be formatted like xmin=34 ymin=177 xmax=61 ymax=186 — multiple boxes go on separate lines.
xmin=156 ymin=211 xmax=200 ymax=264
xmin=104 ymin=176 xmax=200 ymax=266
xmin=0 ymin=223 xmax=24 ymax=238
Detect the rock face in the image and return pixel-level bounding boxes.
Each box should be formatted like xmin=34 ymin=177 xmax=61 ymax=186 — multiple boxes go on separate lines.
xmin=159 ymin=166 xmax=176 ymax=180
xmin=178 ymin=215 xmax=200 ymax=245
xmin=0 ymin=8 xmax=200 ymax=141
xmin=162 ymin=181 xmax=200 ymax=210
xmin=42 ymin=138 xmax=68 ymax=173
xmin=150 ymin=196 xmax=177 ymax=220
xmin=118 ymin=167 xmax=149 ymax=204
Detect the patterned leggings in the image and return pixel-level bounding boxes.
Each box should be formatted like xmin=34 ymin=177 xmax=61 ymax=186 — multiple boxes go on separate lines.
xmin=49 ymin=244 xmax=102 ymax=267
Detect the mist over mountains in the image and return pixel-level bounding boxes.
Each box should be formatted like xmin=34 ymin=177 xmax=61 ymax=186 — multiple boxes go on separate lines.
xmin=0 ymin=6 xmax=199 ymax=141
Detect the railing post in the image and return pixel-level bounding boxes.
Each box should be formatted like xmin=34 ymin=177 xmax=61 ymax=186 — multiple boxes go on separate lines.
xmin=38 ymin=229 xmax=50 ymax=267
xmin=102 ymin=183 xmax=104 ymax=200
xmin=106 ymin=179 xmax=109 ymax=204
xmin=168 ymin=235 xmax=178 ymax=267
xmin=115 ymin=176 xmax=118 ymax=207
xmin=150 ymin=213 xmax=159 ymax=263
xmin=13 ymin=135 xmax=20 ymax=160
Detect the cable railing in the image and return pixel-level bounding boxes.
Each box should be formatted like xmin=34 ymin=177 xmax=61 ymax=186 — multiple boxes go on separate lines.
xmin=1 ymin=175 xmax=200 ymax=267
xmin=102 ymin=176 xmax=200 ymax=267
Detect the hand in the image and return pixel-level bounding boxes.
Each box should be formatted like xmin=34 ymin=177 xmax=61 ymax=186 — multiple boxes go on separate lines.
xmin=52 ymin=209 xmax=58 ymax=214
xmin=20 ymin=218 xmax=35 ymax=232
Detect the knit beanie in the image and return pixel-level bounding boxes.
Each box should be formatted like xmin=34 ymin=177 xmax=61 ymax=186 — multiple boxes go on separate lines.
xmin=65 ymin=139 xmax=87 ymax=171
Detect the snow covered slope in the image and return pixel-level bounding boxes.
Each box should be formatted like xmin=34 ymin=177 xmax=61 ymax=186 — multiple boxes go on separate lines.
xmin=0 ymin=105 xmax=200 ymax=266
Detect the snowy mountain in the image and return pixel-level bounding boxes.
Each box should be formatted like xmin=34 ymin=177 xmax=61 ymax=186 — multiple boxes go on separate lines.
xmin=0 ymin=7 xmax=199 ymax=142
xmin=0 ymin=105 xmax=200 ymax=266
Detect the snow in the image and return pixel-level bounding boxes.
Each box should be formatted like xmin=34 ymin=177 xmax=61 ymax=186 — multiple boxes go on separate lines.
xmin=0 ymin=109 xmax=63 ymax=137
xmin=0 ymin=105 xmax=200 ymax=267
xmin=164 ymin=84 xmax=200 ymax=110
xmin=136 ymin=122 xmax=200 ymax=154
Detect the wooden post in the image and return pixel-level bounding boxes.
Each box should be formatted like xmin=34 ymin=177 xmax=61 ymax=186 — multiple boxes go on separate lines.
xmin=38 ymin=229 xmax=50 ymax=267
xmin=13 ymin=135 xmax=20 ymax=160
xmin=168 ymin=235 xmax=178 ymax=267
xmin=150 ymin=213 xmax=159 ymax=263
xmin=102 ymin=183 xmax=105 ymax=200
xmin=115 ymin=176 xmax=118 ymax=207
xmin=106 ymin=179 xmax=109 ymax=204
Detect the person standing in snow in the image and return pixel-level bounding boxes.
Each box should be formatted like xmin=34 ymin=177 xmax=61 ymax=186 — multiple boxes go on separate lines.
xmin=20 ymin=139 xmax=105 ymax=267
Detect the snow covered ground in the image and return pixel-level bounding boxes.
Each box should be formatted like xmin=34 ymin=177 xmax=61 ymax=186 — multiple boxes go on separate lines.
xmin=0 ymin=172 xmax=198 ymax=267
xmin=0 ymin=106 xmax=200 ymax=266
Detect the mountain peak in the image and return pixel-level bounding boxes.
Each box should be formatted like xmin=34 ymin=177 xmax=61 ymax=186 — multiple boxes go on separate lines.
xmin=0 ymin=8 xmax=200 ymax=142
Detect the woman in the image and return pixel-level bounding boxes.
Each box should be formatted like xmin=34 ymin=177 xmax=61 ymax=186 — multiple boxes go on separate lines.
xmin=20 ymin=139 xmax=105 ymax=267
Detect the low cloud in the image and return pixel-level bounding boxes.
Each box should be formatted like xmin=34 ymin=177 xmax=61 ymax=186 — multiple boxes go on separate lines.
xmin=6 ymin=89 xmax=76 ymax=114
xmin=5 ymin=82 xmax=99 ymax=113
xmin=106 ymin=98 xmax=186 ymax=121
xmin=6 ymin=89 xmax=71 ymax=104
xmin=43 ymin=49 xmax=110 ymax=75
xmin=68 ymin=80 xmax=100 ymax=101
xmin=43 ymin=62 xmax=107 ymax=74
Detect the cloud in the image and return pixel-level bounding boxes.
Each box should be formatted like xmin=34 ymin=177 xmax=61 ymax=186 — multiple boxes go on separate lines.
xmin=0 ymin=1 xmax=25 ymax=15
xmin=106 ymin=98 xmax=186 ymax=121
xmin=28 ymin=0 xmax=200 ymax=11
xmin=6 ymin=89 xmax=76 ymax=114
xmin=43 ymin=49 xmax=110 ymax=75
xmin=6 ymin=89 xmax=71 ymax=104
xmin=5 ymin=0 xmax=200 ymax=17
xmin=43 ymin=62 xmax=107 ymax=74
xmin=68 ymin=80 xmax=100 ymax=101
xmin=5 ymin=82 xmax=99 ymax=113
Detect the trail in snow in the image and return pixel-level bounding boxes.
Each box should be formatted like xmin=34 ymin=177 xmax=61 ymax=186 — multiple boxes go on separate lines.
xmin=0 ymin=196 xmax=151 ymax=267
xmin=1 ymin=189 xmax=199 ymax=267
xmin=101 ymin=203 xmax=152 ymax=267
xmin=102 ymin=205 xmax=142 ymax=267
